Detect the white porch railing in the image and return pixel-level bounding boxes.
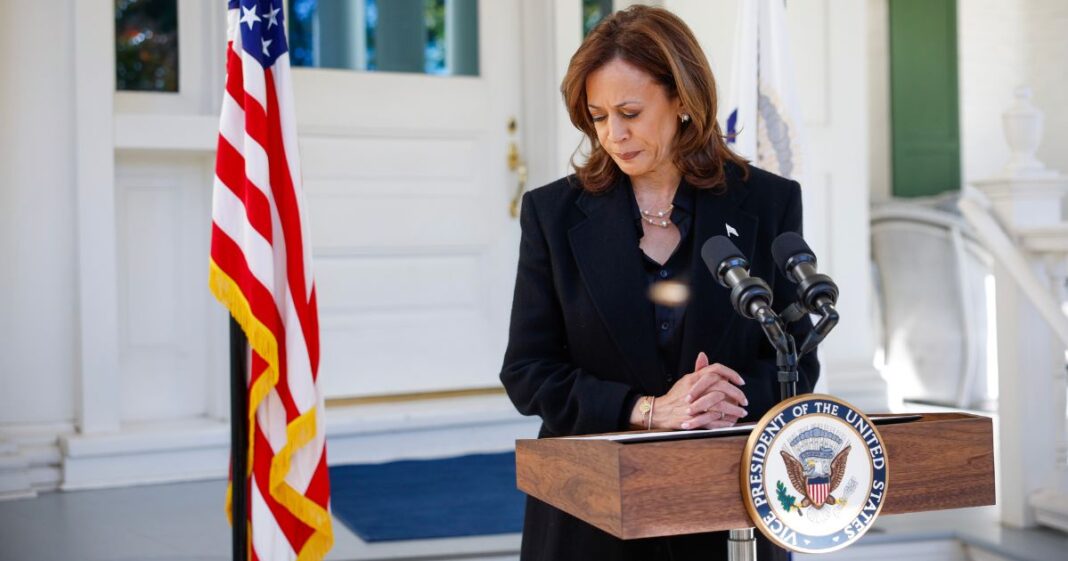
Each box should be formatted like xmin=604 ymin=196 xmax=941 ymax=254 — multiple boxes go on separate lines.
xmin=958 ymin=88 xmax=1068 ymax=533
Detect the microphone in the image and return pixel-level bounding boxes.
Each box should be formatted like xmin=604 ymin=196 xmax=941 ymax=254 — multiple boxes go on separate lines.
xmin=770 ymin=232 xmax=839 ymax=313
xmin=700 ymin=236 xmax=772 ymax=320
xmin=771 ymin=232 xmax=840 ymax=356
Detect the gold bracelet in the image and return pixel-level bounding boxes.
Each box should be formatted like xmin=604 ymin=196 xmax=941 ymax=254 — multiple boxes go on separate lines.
xmin=647 ymin=396 xmax=656 ymax=430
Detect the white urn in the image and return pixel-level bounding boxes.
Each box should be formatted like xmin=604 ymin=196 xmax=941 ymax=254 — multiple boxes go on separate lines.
xmin=1001 ymin=87 xmax=1054 ymax=178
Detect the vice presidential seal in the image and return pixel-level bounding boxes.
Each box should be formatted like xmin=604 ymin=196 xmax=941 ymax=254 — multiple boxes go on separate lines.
xmin=740 ymin=394 xmax=889 ymax=554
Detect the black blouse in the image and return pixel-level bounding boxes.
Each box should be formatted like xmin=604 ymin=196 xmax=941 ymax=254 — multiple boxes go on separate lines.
xmin=618 ymin=179 xmax=696 ymax=428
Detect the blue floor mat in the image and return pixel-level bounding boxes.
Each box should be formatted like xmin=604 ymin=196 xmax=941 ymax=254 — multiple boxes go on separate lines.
xmin=329 ymin=451 xmax=525 ymax=542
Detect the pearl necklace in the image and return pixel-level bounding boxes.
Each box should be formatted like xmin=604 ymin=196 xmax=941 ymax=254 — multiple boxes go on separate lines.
xmin=640 ymin=204 xmax=674 ymax=228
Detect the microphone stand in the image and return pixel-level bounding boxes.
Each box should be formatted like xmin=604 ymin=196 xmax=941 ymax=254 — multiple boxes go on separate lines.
xmin=732 ymin=300 xmax=847 ymax=560
xmin=753 ymin=306 xmax=799 ymax=401
xmin=728 ymin=306 xmax=798 ymax=561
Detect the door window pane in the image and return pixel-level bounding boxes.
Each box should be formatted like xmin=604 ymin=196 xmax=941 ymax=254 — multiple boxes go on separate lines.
xmin=288 ymin=0 xmax=479 ymax=77
xmin=115 ymin=0 xmax=179 ymax=92
xmin=583 ymin=0 xmax=613 ymax=36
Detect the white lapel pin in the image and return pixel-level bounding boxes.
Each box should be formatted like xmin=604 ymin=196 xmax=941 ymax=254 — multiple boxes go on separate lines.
xmin=726 ymin=223 xmax=739 ymax=238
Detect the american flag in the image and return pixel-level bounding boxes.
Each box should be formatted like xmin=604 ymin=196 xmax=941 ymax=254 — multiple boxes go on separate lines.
xmin=209 ymin=1 xmax=333 ymax=559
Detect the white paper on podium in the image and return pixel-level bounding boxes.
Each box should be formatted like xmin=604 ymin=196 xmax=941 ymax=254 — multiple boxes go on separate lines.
xmin=559 ymin=414 xmax=923 ymax=444
xmin=562 ymin=424 xmax=756 ymax=443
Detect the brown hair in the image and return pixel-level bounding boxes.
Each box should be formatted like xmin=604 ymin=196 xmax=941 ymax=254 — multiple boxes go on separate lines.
xmin=561 ymin=5 xmax=748 ymax=193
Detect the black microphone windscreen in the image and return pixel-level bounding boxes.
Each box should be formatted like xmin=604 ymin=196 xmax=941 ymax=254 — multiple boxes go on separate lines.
xmin=771 ymin=232 xmax=811 ymax=270
xmin=701 ymin=236 xmax=744 ymax=274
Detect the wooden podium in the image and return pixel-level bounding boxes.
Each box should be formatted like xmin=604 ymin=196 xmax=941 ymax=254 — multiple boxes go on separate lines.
xmin=515 ymin=413 xmax=994 ymax=541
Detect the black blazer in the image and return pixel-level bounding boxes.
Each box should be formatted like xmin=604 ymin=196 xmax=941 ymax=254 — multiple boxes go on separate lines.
xmin=500 ymin=164 xmax=819 ymax=561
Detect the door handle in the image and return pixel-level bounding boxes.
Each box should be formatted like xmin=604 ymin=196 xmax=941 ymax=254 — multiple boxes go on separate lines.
xmin=507 ymin=117 xmax=527 ymax=218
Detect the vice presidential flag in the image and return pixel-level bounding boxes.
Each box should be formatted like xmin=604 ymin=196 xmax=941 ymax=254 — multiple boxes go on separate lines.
xmin=724 ymin=0 xmax=806 ymax=181
xmin=209 ymin=1 xmax=333 ymax=559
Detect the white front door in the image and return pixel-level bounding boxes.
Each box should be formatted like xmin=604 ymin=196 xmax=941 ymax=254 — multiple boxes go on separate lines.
xmin=293 ymin=0 xmax=524 ymax=398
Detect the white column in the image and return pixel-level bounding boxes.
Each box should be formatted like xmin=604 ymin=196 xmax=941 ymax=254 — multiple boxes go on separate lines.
xmin=812 ymin=0 xmax=886 ymax=412
xmin=1031 ymin=257 xmax=1068 ymax=532
xmin=986 ymin=251 xmax=1059 ymax=527
xmin=73 ymin=0 xmax=121 ymax=434
xmin=1044 ymin=257 xmax=1068 ymax=475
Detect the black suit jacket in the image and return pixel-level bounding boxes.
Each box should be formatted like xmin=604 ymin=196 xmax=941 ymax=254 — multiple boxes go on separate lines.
xmin=500 ymin=164 xmax=819 ymax=561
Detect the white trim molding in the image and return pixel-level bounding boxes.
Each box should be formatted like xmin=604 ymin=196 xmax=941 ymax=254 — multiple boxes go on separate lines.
xmin=0 ymin=437 xmax=33 ymax=500
xmin=114 ymin=114 xmax=218 ymax=152
xmin=0 ymin=423 xmax=73 ymax=500
xmin=60 ymin=395 xmax=538 ymax=491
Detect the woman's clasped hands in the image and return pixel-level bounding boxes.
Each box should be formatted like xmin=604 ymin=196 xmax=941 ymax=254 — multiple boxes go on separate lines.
xmin=652 ymin=352 xmax=748 ymax=430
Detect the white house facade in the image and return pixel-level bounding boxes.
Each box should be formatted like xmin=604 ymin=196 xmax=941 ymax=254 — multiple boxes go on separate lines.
xmin=1 ymin=0 xmax=1067 ymax=558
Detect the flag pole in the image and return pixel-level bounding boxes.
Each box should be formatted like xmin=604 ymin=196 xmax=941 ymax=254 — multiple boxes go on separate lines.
xmin=229 ymin=316 xmax=249 ymax=561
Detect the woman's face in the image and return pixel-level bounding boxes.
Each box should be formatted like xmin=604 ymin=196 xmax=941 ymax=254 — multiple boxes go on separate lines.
xmin=586 ymin=58 xmax=683 ymax=185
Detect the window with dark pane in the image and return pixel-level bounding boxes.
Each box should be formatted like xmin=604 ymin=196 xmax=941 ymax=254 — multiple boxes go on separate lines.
xmin=115 ymin=0 xmax=178 ymax=92
xmin=288 ymin=0 xmax=478 ymax=76
xmin=583 ymin=0 xmax=613 ymax=36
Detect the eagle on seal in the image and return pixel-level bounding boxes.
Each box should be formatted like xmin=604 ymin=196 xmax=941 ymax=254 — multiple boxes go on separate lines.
xmin=781 ymin=445 xmax=850 ymax=509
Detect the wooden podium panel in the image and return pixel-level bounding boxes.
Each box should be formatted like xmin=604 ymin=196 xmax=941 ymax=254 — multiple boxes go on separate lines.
xmin=515 ymin=413 xmax=994 ymax=540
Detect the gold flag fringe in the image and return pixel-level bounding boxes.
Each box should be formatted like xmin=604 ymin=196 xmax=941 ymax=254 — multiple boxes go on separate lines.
xmin=210 ymin=259 xmax=334 ymax=560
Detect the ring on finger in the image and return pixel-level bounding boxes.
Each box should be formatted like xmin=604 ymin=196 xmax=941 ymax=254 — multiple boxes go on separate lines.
xmin=718 ymin=410 xmax=724 ymax=420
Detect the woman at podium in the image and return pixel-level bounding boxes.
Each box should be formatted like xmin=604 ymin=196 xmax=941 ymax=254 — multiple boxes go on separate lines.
xmin=500 ymin=5 xmax=819 ymax=561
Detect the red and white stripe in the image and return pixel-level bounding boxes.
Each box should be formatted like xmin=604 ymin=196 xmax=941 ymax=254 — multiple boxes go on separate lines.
xmin=210 ymin=6 xmax=332 ymax=561
xmin=808 ymin=481 xmax=829 ymax=506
